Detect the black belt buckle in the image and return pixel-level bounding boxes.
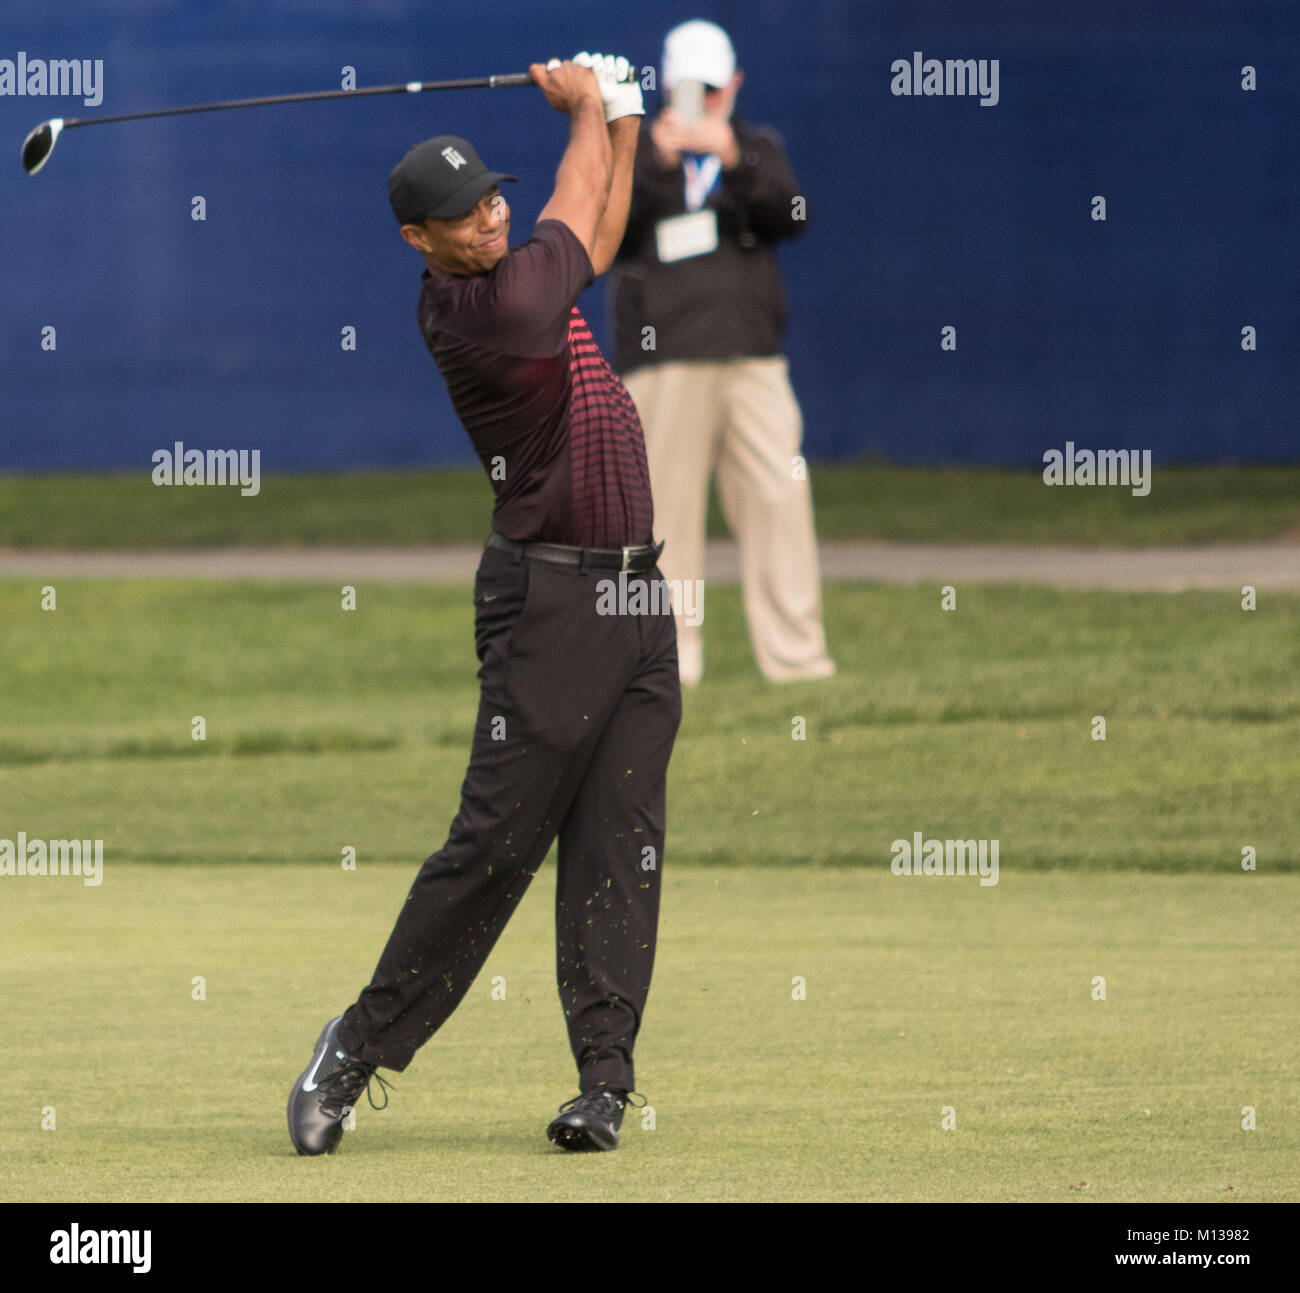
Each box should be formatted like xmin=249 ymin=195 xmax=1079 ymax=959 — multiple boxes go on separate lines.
xmin=490 ymin=532 xmax=659 ymax=573
xmin=622 ymin=539 xmax=662 ymax=573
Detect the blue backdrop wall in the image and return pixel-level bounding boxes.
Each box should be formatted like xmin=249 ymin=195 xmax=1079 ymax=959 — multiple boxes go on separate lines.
xmin=2 ymin=0 xmax=1295 ymax=471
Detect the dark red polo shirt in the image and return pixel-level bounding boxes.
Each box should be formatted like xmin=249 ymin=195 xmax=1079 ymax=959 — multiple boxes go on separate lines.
xmin=417 ymin=219 xmax=654 ymax=549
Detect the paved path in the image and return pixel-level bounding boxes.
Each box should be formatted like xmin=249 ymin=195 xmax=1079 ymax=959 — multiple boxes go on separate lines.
xmin=1 ymin=541 xmax=1296 ymax=590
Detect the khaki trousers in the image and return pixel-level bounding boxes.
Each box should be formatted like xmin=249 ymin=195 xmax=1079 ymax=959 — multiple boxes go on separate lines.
xmin=623 ymin=356 xmax=836 ymax=685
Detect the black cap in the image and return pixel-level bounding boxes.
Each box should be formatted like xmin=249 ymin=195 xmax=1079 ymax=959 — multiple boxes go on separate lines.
xmin=388 ymin=135 xmax=517 ymax=223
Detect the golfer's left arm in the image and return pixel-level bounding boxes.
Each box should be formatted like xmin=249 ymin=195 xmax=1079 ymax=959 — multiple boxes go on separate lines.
xmin=590 ymin=116 xmax=640 ymax=277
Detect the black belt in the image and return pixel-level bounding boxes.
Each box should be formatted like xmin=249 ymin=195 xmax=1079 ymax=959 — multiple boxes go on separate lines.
xmin=489 ymin=532 xmax=663 ymax=573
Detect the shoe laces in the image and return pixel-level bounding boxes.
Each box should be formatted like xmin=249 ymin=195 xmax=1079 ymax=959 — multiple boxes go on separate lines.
xmin=317 ymin=1059 xmax=394 ymax=1118
xmin=557 ymin=1088 xmax=647 ymax=1115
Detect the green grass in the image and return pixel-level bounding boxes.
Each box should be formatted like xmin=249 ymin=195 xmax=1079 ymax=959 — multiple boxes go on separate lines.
xmin=2 ymin=463 xmax=1298 ymax=548
xmin=1 ymin=577 xmax=1297 ymax=1200
xmin=1 ymin=864 xmax=1294 ymax=1202
xmin=2 ymin=580 xmax=1297 ymax=871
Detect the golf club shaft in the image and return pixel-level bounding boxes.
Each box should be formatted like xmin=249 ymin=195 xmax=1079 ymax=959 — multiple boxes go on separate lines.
xmin=56 ymin=72 xmax=536 ymax=131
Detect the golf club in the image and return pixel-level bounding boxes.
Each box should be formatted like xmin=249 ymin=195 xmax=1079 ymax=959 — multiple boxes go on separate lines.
xmin=20 ymin=71 xmax=536 ymax=175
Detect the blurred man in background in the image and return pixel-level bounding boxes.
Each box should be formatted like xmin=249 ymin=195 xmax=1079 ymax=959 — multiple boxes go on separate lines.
xmin=610 ymin=19 xmax=835 ymax=686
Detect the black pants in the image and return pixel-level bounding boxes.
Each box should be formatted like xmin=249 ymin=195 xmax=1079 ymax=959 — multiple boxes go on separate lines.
xmin=338 ymin=541 xmax=682 ymax=1095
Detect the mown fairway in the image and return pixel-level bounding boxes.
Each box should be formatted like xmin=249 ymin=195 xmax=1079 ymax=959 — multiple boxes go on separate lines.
xmin=1 ymin=578 xmax=1296 ymax=1200
xmin=1 ymin=863 xmax=1294 ymax=1203
xmin=3 ymin=462 xmax=1299 ymax=547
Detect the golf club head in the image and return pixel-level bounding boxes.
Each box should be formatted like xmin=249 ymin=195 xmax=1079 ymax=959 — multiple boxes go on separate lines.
xmin=21 ymin=118 xmax=63 ymax=174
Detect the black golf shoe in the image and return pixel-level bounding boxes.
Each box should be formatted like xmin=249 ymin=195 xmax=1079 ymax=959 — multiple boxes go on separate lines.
xmin=547 ymin=1087 xmax=644 ymax=1152
xmin=287 ymin=1016 xmax=392 ymax=1156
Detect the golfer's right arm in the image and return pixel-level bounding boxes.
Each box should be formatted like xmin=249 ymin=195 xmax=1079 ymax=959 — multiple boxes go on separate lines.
xmin=530 ymin=61 xmax=612 ymax=261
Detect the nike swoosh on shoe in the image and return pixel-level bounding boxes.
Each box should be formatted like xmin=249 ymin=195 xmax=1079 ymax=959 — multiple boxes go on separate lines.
xmin=302 ymin=1042 xmax=348 ymax=1093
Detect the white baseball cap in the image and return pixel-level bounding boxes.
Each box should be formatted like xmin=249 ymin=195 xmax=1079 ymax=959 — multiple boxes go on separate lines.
xmin=662 ymin=19 xmax=736 ymax=90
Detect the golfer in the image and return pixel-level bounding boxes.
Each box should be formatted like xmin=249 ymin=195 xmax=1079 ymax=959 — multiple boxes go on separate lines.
xmin=287 ymin=53 xmax=682 ymax=1155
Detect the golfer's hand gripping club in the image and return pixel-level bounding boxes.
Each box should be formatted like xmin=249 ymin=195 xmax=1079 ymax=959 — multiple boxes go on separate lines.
xmin=572 ymin=53 xmax=643 ymax=123
xmin=530 ymin=56 xmax=640 ymax=123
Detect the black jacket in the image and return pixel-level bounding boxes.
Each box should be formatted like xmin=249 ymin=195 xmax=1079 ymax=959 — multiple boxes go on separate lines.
xmin=608 ymin=114 xmax=808 ymax=374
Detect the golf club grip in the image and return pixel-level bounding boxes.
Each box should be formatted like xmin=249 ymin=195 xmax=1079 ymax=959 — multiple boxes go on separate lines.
xmin=420 ymin=66 xmax=640 ymax=92
xmin=410 ymin=73 xmax=535 ymax=92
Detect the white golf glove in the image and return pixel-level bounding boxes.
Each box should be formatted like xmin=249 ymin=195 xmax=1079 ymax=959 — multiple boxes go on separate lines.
xmin=573 ymin=51 xmax=643 ymax=123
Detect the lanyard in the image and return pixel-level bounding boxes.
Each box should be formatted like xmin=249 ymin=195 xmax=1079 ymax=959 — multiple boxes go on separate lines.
xmin=682 ymin=153 xmax=723 ymax=213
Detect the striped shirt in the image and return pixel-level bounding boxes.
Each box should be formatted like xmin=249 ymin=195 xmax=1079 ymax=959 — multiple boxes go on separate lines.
xmin=417 ymin=219 xmax=654 ymax=549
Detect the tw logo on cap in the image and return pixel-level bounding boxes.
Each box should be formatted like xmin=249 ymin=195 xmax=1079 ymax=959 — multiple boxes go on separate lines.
xmin=441 ymin=145 xmax=468 ymax=170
